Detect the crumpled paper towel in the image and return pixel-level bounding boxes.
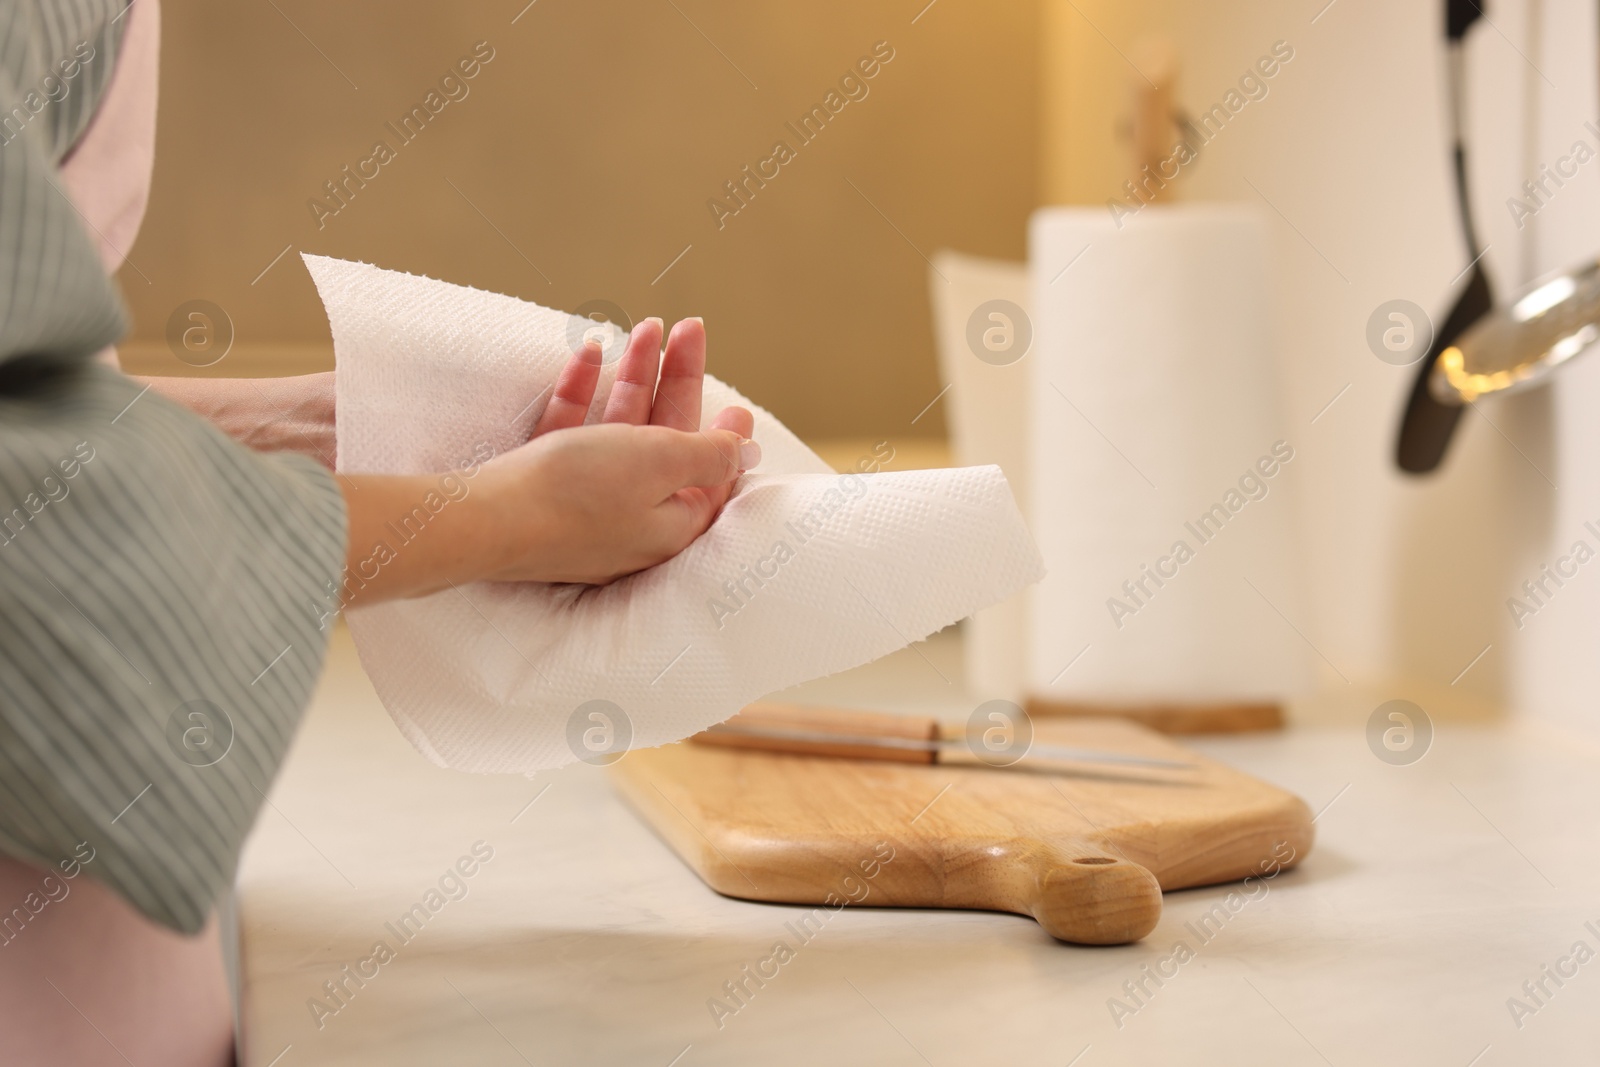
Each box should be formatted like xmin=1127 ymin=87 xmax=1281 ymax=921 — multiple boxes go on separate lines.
xmin=305 ymin=254 xmax=1044 ymax=774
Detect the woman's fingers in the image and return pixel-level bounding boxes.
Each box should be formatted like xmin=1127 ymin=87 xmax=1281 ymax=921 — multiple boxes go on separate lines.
xmin=598 ymin=315 xmax=708 ymax=429
xmin=708 ymin=404 xmax=754 ymax=440
xmin=533 ymin=341 xmax=603 ymax=436
xmin=689 ymin=406 xmax=757 ymax=512
xmin=650 ymin=318 xmax=706 ymax=430
xmin=705 ymin=405 xmax=756 ymax=479
xmin=648 ymin=408 xmax=760 ymax=548
xmin=601 ymin=317 xmax=663 ymax=425
xmin=645 ymin=423 xmax=751 ymax=491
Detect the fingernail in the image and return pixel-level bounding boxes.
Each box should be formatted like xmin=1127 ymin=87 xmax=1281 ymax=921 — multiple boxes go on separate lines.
xmin=738 ymin=438 xmax=761 ymax=471
xmin=642 ymin=316 xmax=663 ymax=333
xmin=688 ymin=316 xmax=704 ymax=326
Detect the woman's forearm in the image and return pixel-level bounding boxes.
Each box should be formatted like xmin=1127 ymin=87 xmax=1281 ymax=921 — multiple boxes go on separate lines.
xmin=336 ymin=468 xmax=513 ymax=608
xmin=137 ymin=373 xmax=336 ymax=467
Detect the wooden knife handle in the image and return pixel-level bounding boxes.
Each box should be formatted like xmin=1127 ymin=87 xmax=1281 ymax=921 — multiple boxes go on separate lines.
xmin=691 ymin=702 xmax=939 ymax=763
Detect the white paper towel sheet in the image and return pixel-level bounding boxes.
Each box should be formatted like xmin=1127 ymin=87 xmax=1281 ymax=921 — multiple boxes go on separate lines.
xmin=305 ymin=255 xmax=1043 ymax=774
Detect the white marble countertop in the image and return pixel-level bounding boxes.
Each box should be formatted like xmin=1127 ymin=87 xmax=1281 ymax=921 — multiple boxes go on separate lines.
xmin=238 ymin=626 xmax=1600 ymax=1066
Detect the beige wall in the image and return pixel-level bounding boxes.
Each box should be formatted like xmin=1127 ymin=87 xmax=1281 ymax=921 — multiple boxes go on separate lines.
xmin=1039 ymin=0 xmax=1154 ymax=206
xmin=1034 ymin=0 xmax=1532 ymax=720
xmin=119 ymin=0 xmax=1039 ymax=442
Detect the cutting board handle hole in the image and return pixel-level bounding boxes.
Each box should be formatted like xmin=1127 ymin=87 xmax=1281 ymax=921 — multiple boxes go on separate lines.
xmin=1073 ymin=857 xmax=1117 ymax=865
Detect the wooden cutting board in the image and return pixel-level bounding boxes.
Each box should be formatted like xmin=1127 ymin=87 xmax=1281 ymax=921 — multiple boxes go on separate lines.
xmin=610 ymin=717 xmax=1312 ymax=945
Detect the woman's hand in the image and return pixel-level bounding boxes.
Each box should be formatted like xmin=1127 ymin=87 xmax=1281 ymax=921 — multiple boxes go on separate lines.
xmin=479 ymin=413 xmax=755 ymax=584
xmin=337 ymin=317 xmax=760 ymax=603
xmin=138 ymin=372 xmax=337 ymax=468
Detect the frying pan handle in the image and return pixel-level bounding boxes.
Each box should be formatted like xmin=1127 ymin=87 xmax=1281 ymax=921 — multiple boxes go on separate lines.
xmin=1446 ymin=0 xmax=1482 ymax=40
xmin=1396 ymin=0 xmax=1493 ymax=474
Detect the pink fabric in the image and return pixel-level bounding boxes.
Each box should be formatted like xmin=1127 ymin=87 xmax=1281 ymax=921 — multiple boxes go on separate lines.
xmin=59 ymin=0 xmax=160 ymax=274
xmin=0 ymin=855 xmax=234 ymax=1067
xmin=60 ymin=0 xmax=159 ymax=365
xmin=4 ymin=6 xmax=235 ymax=1065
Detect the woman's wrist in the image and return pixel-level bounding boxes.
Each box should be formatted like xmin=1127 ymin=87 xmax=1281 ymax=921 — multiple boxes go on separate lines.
xmin=338 ymin=469 xmax=514 ymax=605
xmin=337 ymin=447 xmax=566 ymax=607
xmin=451 ymin=455 xmax=548 ymax=586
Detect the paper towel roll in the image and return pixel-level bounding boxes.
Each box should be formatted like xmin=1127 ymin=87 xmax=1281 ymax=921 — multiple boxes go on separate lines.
xmin=928 ymin=251 xmax=1032 ymax=699
xmin=1027 ymin=205 xmax=1310 ymax=703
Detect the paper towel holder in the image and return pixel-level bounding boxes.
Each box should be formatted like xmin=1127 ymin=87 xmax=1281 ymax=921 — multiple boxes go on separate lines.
xmin=1031 ymin=77 xmax=1287 ymax=736
xmin=1119 ymin=38 xmax=1203 ymax=204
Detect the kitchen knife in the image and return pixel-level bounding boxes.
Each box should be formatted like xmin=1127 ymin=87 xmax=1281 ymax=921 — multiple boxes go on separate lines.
xmin=691 ymin=702 xmax=1195 ymax=771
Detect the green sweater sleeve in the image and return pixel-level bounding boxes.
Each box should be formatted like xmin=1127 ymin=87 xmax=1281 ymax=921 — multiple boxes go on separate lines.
xmin=0 ymin=0 xmax=348 ymax=933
